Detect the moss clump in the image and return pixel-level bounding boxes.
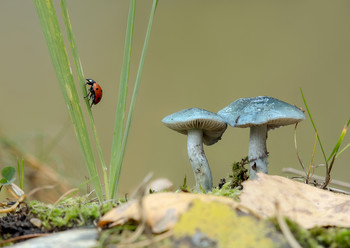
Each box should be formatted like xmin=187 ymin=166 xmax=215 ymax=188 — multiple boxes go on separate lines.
xmin=229 ymin=156 xmax=249 ymax=188
xmin=28 ymin=196 xmax=117 ymax=231
xmin=209 ymin=180 xmax=241 ymax=201
xmin=310 ymin=227 xmax=350 ymax=248
xmin=271 ymin=217 xmax=350 ymax=248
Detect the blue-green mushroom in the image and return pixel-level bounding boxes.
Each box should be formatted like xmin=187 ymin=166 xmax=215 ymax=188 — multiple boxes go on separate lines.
xmin=218 ymin=96 xmax=305 ymax=179
xmin=162 ymin=108 xmax=227 ymax=192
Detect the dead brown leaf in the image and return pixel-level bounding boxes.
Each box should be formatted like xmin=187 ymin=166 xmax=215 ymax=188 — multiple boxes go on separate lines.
xmin=240 ymin=173 xmax=350 ymax=229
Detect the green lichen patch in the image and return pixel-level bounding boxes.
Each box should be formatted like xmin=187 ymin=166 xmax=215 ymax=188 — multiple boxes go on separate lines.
xmin=173 ymin=199 xmax=287 ymax=248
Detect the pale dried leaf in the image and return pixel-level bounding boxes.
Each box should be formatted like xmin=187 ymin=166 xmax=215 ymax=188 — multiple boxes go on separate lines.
xmin=240 ymin=173 xmax=350 ymax=229
xmin=98 ymin=192 xmax=239 ymax=233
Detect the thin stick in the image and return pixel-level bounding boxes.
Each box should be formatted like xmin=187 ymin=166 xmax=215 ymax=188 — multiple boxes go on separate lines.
xmin=53 ymin=188 xmax=79 ymax=205
xmin=282 ymin=168 xmax=350 ymax=189
xmin=120 ymin=173 xmax=153 ymax=244
xmin=276 ymin=202 xmax=302 ymax=248
xmin=293 ymin=123 xmax=306 ymax=175
xmin=0 ymin=194 xmax=25 ymax=213
xmin=0 ymin=233 xmax=49 ymax=245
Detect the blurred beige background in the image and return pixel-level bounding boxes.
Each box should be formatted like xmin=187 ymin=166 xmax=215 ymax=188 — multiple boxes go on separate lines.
xmin=1 ymin=0 xmax=349 ymax=197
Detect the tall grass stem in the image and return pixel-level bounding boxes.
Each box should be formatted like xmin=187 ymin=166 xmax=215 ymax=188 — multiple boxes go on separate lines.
xmin=109 ymin=0 xmax=136 ymax=198
xmin=59 ymin=0 xmax=110 ymax=200
xmin=300 ymin=89 xmax=328 ymax=163
xmin=116 ymin=0 xmax=159 ymax=196
xmin=109 ymin=0 xmax=158 ymax=198
xmin=33 ymin=0 xmax=103 ymax=201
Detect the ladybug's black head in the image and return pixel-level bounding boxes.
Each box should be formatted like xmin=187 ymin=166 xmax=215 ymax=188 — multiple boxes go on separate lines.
xmin=86 ymin=78 xmax=96 ymax=85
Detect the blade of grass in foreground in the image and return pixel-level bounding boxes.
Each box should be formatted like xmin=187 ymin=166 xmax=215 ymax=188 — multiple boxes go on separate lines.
xmin=59 ymin=0 xmax=110 ymax=200
xmin=118 ymin=0 xmax=159 ymax=190
xmin=33 ymin=0 xmax=103 ymax=201
xmin=109 ymin=0 xmax=136 ymax=198
xmin=109 ymin=0 xmax=158 ymax=198
xmin=327 ymin=118 xmax=350 ymax=161
xmin=300 ymin=88 xmax=327 ymax=162
xmin=337 ymin=142 xmax=350 ymax=158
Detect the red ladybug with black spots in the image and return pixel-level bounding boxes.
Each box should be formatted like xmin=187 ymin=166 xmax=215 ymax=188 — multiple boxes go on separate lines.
xmin=85 ymin=78 xmax=103 ymax=107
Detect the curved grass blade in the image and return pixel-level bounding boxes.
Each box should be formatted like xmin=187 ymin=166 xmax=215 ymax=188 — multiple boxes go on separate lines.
xmin=327 ymin=118 xmax=350 ymax=161
xmin=337 ymin=143 xmax=350 ymax=158
xmin=294 ymin=123 xmax=306 ymax=174
xmin=112 ymin=0 xmax=159 ymax=198
xmin=300 ymin=88 xmax=327 ymax=163
xmin=59 ymin=0 xmax=110 ymax=200
xmin=307 ymin=131 xmax=318 ymax=181
xmin=109 ymin=0 xmax=136 ymax=198
xmin=33 ymin=0 xmax=103 ymax=201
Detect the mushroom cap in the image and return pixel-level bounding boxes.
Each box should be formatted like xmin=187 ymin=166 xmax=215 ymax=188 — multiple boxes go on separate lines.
xmin=162 ymin=108 xmax=227 ymax=145
xmin=217 ymin=96 xmax=305 ymax=129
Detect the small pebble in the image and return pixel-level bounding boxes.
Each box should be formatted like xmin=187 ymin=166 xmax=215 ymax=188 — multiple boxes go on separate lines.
xmin=30 ymin=218 xmax=42 ymax=228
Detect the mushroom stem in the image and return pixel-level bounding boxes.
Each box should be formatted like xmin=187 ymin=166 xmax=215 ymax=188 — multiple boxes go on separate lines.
xmin=248 ymin=125 xmax=268 ymax=179
xmin=187 ymin=129 xmax=213 ymax=192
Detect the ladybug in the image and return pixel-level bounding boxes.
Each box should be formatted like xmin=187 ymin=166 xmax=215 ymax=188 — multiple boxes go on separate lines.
xmin=85 ymin=78 xmax=103 ymax=107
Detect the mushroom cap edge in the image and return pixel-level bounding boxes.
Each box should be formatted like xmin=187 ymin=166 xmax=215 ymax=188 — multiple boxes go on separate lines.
xmin=162 ymin=108 xmax=227 ymax=145
xmin=217 ymin=96 xmax=305 ymax=130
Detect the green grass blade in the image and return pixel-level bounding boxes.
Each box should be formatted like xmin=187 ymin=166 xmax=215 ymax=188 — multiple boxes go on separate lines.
xmin=21 ymin=159 xmax=24 ymax=190
xmin=294 ymin=123 xmax=306 ymax=174
xmin=115 ymin=0 xmax=159 ymax=197
xmin=17 ymin=159 xmax=21 ymax=189
xmin=337 ymin=142 xmax=350 ymax=158
xmin=16 ymin=159 xmax=25 ymax=190
xmin=109 ymin=0 xmax=136 ymax=198
xmin=59 ymin=0 xmax=110 ymax=200
xmin=33 ymin=0 xmax=103 ymax=201
xmin=307 ymin=132 xmax=318 ymax=181
xmin=327 ymin=119 xmax=349 ymax=162
xmin=300 ymin=88 xmax=328 ymax=162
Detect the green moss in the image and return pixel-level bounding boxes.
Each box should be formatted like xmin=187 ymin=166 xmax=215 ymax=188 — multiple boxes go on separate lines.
xmin=271 ymin=217 xmax=350 ymax=248
xmin=209 ymin=181 xmax=241 ymax=201
xmin=28 ymin=196 xmax=119 ymax=230
xmin=229 ymin=156 xmax=249 ymax=188
xmin=310 ymin=227 xmax=350 ymax=248
xmin=284 ymin=218 xmax=319 ymax=248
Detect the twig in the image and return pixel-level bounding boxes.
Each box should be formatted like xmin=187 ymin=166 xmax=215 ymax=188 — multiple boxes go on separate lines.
xmin=0 ymin=184 xmax=26 ymax=213
xmin=119 ymin=173 xmax=153 ymax=245
xmin=0 ymin=194 xmax=25 ymax=213
xmin=27 ymin=185 xmax=57 ymax=198
xmin=275 ymin=202 xmax=302 ymax=248
xmin=0 ymin=233 xmax=49 ymax=245
xmin=53 ymin=188 xmax=79 ymax=205
xmin=282 ymin=168 xmax=350 ymax=189
xmin=294 ymin=123 xmax=306 ymax=175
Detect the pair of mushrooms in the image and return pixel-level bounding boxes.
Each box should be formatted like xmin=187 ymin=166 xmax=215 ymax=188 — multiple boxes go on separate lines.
xmin=162 ymin=96 xmax=305 ymax=192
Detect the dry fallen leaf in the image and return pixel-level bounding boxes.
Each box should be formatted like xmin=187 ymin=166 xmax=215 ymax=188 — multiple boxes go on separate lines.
xmin=240 ymin=173 xmax=350 ymax=229
xmin=98 ymin=192 xmax=240 ymax=233
xmin=99 ymin=173 xmax=350 ymax=237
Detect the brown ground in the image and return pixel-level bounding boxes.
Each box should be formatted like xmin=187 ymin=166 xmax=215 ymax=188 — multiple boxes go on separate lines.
xmin=0 ymin=203 xmax=44 ymax=242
